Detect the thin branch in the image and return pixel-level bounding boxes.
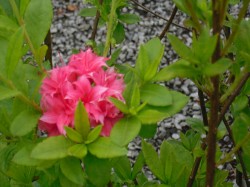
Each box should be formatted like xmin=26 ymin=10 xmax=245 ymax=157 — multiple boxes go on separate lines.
xmin=218 ymin=72 xmax=250 ymax=123
xmin=130 ymin=0 xmax=190 ymax=32
xmin=187 ymin=89 xmax=209 ymax=187
xmin=198 ymin=89 xmax=209 ymax=127
xmin=223 ymin=118 xmax=250 ymax=187
xmin=159 ymin=6 xmax=178 ymax=40
xmin=90 ymin=0 xmax=103 ymax=41
xmin=187 ymin=141 xmax=207 ymax=187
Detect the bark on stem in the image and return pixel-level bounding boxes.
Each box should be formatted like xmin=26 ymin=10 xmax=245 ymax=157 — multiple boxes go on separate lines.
xmin=206 ymin=1 xmax=222 ymax=186
xmin=90 ymin=0 xmax=103 ymax=41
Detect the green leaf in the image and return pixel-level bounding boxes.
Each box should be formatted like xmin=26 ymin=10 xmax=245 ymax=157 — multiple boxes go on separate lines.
xmin=136 ymin=38 xmax=164 ymax=82
xmin=0 ymin=172 xmax=10 ymax=187
xmin=153 ymin=59 xmax=198 ymax=81
xmin=159 ymin=141 xmax=173 ymax=182
xmin=79 ymin=7 xmax=97 ymax=17
xmin=0 ymin=144 xmax=18 ymax=173
xmin=172 ymin=0 xmax=187 ymax=13
xmin=113 ymin=22 xmax=125 ymax=44
xmin=5 ymin=27 xmax=23 ymax=77
xmin=0 ymin=1 xmax=13 ymax=16
xmin=203 ymin=58 xmax=232 ymax=76
xmin=110 ymin=116 xmax=141 ymax=146
xmin=64 ymin=126 xmax=84 ymax=143
xmin=136 ymin=173 xmax=148 ymax=186
xmin=6 ymin=163 xmax=35 ymax=184
xmin=180 ymin=132 xmax=191 ymax=151
xmin=231 ymin=95 xmax=248 ymax=115
xmin=0 ymin=15 xmax=18 ymax=37
xmin=186 ymin=118 xmax=206 ymax=134
xmin=140 ymin=83 xmax=172 ymax=106
xmin=109 ymin=97 xmax=129 ymax=114
xmin=160 ymin=140 xmax=192 ymax=184
xmin=229 ymin=0 xmax=240 ymax=4
xmin=232 ymin=116 xmax=248 ymax=144
xmin=142 ymin=140 xmax=165 ymax=181
xmin=59 ymin=171 xmax=84 ymax=187
xmin=235 ymin=20 xmax=250 ymax=55
xmin=85 ymin=125 xmax=102 ymax=144
xmin=107 ymin=48 xmax=121 ymax=66
xmin=68 ymin=144 xmax=87 ymax=159
xmin=192 ymin=28 xmax=217 ymax=62
xmin=10 ymin=110 xmax=40 ymax=136
xmin=242 ymin=153 xmax=250 ymax=174
xmin=123 ymin=80 xmax=140 ymax=109
xmin=131 ymin=151 xmax=144 ymax=179
xmin=31 ymin=136 xmax=72 ymax=160
xmin=118 ymin=13 xmax=140 ymax=24
xmin=74 ymin=101 xmax=90 ymax=140
xmin=84 ymin=154 xmax=111 ymax=187
xmin=88 ymin=137 xmax=127 ymax=158
xmin=20 ymin=0 xmax=30 ymax=16
xmin=167 ymin=34 xmax=194 ymax=62
xmin=24 ymin=0 xmax=53 ymax=49
xmin=60 ymin=157 xmax=85 ymax=185
xmin=138 ymin=91 xmax=188 ymax=124
xmin=0 ymin=108 xmax=11 ymax=135
xmin=113 ymin=156 xmax=132 ymax=180
xmin=214 ymin=169 xmax=232 ymax=187
xmin=35 ymin=45 xmax=48 ymax=64
xmin=12 ymin=145 xmax=41 ymax=166
xmin=0 ymin=86 xmax=20 ymax=101
xmin=139 ymin=124 xmax=157 ymax=138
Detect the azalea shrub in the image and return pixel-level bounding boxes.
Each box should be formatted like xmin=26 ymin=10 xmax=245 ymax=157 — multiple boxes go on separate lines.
xmin=0 ymin=0 xmax=250 ymax=187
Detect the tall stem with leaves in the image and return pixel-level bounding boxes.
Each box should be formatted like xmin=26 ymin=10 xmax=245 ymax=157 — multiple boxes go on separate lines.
xmin=206 ymin=1 xmax=224 ymax=186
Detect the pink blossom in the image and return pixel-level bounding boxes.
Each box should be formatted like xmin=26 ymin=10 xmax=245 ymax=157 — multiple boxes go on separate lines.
xmin=39 ymin=49 xmax=125 ymax=136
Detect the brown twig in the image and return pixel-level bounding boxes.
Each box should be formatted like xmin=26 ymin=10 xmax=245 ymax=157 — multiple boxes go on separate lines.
xmin=45 ymin=30 xmax=53 ymax=68
xmin=218 ymin=72 xmax=250 ymax=123
xmin=90 ymin=0 xmax=103 ymax=41
xmin=223 ymin=118 xmax=250 ymax=187
xmin=159 ymin=6 xmax=178 ymax=40
xmin=187 ymin=89 xmax=209 ymax=187
xmin=187 ymin=141 xmax=207 ymax=187
xmin=130 ymin=0 xmax=190 ymax=32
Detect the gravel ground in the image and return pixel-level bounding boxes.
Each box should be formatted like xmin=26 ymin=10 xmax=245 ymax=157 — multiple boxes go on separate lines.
xmin=50 ymin=0 xmax=246 ymax=185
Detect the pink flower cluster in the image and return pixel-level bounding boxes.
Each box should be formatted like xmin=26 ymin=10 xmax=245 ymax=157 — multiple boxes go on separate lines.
xmin=39 ymin=49 xmax=125 ymax=136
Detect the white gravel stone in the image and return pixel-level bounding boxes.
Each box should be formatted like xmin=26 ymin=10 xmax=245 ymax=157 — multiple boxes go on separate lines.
xmin=172 ymin=133 xmax=180 ymax=140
